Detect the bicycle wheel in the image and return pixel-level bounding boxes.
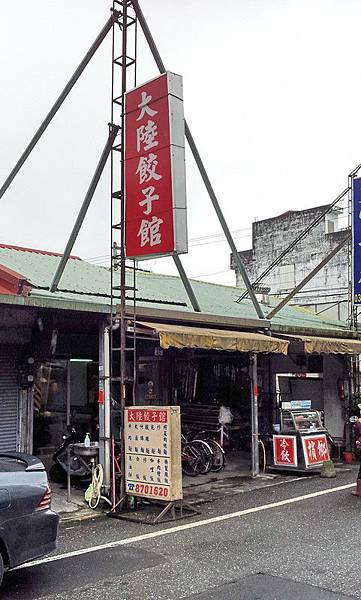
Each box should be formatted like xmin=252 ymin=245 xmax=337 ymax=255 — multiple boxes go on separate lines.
xmin=206 ymin=439 xmax=225 ymax=472
xmin=191 ymin=440 xmax=213 ymax=474
xmin=182 ymin=443 xmax=204 ymax=476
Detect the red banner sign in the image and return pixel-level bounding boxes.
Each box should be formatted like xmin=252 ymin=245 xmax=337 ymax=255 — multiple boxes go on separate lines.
xmin=301 ymin=434 xmax=330 ymax=467
xmin=127 ymin=409 xmax=168 ymax=424
xmin=124 ymin=72 xmax=187 ymax=259
xmin=273 ymin=435 xmax=298 ymax=467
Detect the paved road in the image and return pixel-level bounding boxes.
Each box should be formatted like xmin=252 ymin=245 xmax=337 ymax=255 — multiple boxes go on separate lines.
xmin=2 ymin=467 xmax=360 ymax=600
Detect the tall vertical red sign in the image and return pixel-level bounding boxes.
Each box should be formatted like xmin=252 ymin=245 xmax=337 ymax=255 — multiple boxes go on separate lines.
xmin=124 ymin=72 xmax=187 ymax=259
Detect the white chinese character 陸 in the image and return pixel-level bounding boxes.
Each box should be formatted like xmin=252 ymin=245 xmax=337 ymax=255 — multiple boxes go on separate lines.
xmin=137 ymin=216 xmax=163 ymax=248
xmin=136 ymin=154 xmax=162 ymax=185
xmin=136 ymin=91 xmax=157 ymax=121
xmin=139 ymin=186 xmax=159 ymax=216
xmin=136 ymin=120 xmax=158 ymax=153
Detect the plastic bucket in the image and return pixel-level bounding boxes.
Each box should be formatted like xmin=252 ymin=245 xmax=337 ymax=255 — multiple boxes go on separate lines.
xmin=343 ymin=451 xmax=354 ymax=464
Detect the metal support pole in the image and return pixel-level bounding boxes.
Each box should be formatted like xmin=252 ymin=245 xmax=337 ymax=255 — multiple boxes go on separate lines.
xmin=266 ymin=233 xmax=350 ymax=319
xmin=98 ymin=321 xmax=111 ymax=492
xmin=104 ymin=326 xmax=111 ymax=491
xmin=172 ymin=254 xmax=201 ymax=312
xmin=131 ymin=0 xmax=264 ymax=318
xmin=119 ymin=0 xmax=128 ymax=502
xmin=50 ymin=125 xmax=120 ymax=292
xmin=250 ymin=352 xmax=259 ymax=478
xmin=66 ymin=360 xmax=71 ymax=503
xmin=0 ymin=11 xmax=120 ymax=201
xmin=184 ymin=124 xmax=264 ymax=318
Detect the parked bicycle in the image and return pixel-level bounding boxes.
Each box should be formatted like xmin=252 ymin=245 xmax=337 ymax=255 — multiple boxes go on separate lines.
xmin=181 ymin=438 xmax=205 ymax=476
xmin=181 ymin=430 xmax=225 ymax=475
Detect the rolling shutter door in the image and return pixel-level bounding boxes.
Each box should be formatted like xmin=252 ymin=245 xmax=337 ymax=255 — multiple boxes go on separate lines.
xmin=0 ymin=346 xmax=18 ymax=451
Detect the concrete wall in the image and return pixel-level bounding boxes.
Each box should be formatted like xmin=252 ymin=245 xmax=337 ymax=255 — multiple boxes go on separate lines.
xmin=232 ymin=205 xmax=349 ymax=319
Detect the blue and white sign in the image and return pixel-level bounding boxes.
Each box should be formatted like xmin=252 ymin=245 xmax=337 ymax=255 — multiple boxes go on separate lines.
xmin=291 ymin=400 xmax=311 ymax=410
xmin=353 ymin=177 xmax=361 ymax=304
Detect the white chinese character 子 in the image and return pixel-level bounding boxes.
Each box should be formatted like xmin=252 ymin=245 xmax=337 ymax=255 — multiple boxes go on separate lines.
xmin=137 ymin=216 xmax=163 ymax=248
xmin=137 ymin=120 xmax=159 ymax=153
xmin=317 ymin=440 xmax=328 ymax=459
xmin=139 ymin=186 xmax=159 ymax=216
xmin=136 ymin=91 xmax=157 ymax=121
xmin=136 ymin=153 xmax=162 ymax=185
xmin=307 ymin=440 xmax=317 ymax=461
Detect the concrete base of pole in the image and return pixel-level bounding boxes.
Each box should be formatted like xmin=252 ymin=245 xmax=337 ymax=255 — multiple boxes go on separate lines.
xmin=320 ymin=460 xmax=336 ymax=478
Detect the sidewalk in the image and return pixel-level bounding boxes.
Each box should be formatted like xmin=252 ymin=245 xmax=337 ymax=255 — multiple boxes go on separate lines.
xmin=53 ymin=453 xmax=353 ymax=523
xmin=51 ymin=483 xmax=102 ymax=523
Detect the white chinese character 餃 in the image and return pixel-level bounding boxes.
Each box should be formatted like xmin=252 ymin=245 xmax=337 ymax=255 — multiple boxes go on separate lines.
xmin=280 ymin=449 xmax=291 ymax=462
xmin=136 ymin=91 xmax=157 ymax=122
xmin=136 ymin=153 xmax=162 ymax=185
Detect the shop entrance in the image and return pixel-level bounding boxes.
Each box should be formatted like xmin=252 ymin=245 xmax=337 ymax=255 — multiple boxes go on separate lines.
xmin=32 ymin=358 xmax=99 ymax=470
xmin=171 ymin=350 xmax=262 ymax=475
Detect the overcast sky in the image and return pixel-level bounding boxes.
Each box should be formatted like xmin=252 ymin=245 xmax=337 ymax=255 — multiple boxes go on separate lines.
xmin=0 ymin=0 xmax=360 ymax=286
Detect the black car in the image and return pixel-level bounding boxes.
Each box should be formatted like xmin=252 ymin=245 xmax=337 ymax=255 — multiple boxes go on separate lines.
xmin=0 ymin=452 xmax=58 ymax=585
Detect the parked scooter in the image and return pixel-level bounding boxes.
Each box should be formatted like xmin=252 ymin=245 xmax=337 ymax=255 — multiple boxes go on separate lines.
xmin=49 ymin=427 xmax=89 ymax=483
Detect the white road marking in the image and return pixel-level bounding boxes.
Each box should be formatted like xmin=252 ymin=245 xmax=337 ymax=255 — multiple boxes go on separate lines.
xmin=17 ymin=482 xmax=355 ymax=570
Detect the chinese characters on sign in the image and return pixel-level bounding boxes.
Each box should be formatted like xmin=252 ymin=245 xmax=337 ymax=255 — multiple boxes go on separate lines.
xmin=353 ymin=177 xmax=361 ymax=304
xmin=273 ymin=435 xmax=298 ymax=467
xmin=124 ymin=72 xmax=188 ymax=259
xmin=124 ymin=406 xmax=182 ymax=501
xmin=301 ymin=434 xmax=330 ymax=467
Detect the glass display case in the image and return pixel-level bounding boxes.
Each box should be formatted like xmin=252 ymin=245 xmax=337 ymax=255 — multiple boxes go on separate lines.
xmin=273 ymin=408 xmax=330 ymax=471
xmin=281 ymin=410 xmax=324 ymax=433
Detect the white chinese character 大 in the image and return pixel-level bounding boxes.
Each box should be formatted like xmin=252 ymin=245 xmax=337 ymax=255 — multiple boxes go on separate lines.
xmin=136 ymin=91 xmax=158 ymax=121
xmin=137 ymin=216 xmax=164 ymax=248
xmin=136 ymin=120 xmax=159 ymax=153
xmin=139 ymin=186 xmax=159 ymax=216
xmin=136 ymin=153 xmax=162 ymax=185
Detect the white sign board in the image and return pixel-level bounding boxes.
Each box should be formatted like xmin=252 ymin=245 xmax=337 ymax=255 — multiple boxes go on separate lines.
xmin=124 ymin=406 xmax=182 ymax=501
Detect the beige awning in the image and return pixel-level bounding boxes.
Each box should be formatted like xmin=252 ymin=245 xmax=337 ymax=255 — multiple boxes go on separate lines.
xmin=140 ymin=322 xmax=289 ymax=354
xmin=285 ymin=333 xmax=361 ymax=354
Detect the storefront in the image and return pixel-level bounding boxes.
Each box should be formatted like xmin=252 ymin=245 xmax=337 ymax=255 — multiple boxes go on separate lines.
xmin=126 ymin=322 xmax=289 ymax=475
xmin=121 ymin=321 xmax=361 ymax=478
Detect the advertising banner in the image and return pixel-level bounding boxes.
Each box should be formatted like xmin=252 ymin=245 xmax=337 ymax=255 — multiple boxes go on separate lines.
xmin=124 ymin=406 xmax=182 ymax=501
xmin=301 ymin=434 xmax=330 ymax=467
xmin=124 ymin=72 xmax=187 ymax=259
xmin=273 ymin=435 xmax=298 ymax=467
xmin=353 ymin=177 xmax=361 ymax=304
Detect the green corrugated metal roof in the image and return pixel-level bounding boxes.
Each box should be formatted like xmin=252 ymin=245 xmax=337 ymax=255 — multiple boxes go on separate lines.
xmin=0 ymin=245 xmax=350 ymax=334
